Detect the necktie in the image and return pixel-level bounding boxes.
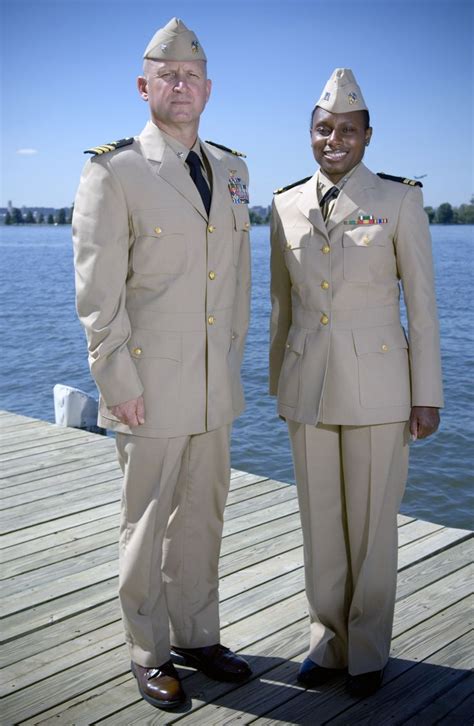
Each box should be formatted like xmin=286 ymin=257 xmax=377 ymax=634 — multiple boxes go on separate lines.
xmin=186 ymin=150 xmax=211 ymax=215
xmin=320 ymin=185 xmax=340 ymax=222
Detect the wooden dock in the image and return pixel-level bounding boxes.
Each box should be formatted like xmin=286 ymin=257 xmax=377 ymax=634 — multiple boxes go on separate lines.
xmin=1 ymin=410 xmax=473 ymax=725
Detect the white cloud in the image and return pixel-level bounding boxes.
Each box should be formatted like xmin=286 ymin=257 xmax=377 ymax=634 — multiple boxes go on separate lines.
xmin=16 ymin=148 xmax=39 ymax=155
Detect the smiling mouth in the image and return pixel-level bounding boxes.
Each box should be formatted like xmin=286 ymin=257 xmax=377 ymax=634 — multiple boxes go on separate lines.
xmin=323 ymin=150 xmax=348 ymax=161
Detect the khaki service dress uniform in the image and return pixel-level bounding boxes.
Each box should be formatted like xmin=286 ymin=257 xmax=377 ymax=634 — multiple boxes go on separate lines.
xmin=73 ymin=119 xmax=251 ymax=667
xmin=270 ymin=73 xmax=443 ymax=674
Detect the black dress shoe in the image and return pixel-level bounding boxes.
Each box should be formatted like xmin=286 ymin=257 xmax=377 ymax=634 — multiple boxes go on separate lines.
xmin=347 ymin=669 xmax=384 ymax=698
xmin=297 ymin=657 xmax=345 ymax=687
xmin=171 ymin=643 xmax=252 ymax=682
xmin=131 ymin=660 xmax=185 ymax=710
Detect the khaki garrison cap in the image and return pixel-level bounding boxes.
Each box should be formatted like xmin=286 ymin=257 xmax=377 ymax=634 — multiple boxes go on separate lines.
xmin=315 ymin=68 xmax=368 ymax=113
xmin=143 ymin=17 xmax=207 ymax=61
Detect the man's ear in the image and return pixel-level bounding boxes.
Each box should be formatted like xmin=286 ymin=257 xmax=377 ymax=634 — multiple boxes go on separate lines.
xmin=137 ymin=76 xmax=148 ymax=101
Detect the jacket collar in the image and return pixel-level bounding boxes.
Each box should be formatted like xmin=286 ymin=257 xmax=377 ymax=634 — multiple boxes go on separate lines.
xmin=296 ymin=162 xmax=377 ymax=235
xmin=138 ymin=121 xmax=210 ymax=219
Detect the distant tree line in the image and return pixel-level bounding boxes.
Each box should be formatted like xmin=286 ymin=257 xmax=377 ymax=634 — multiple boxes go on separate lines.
xmin=249 ymin=198 xmax=474 ymax=226
xmin=424 ymin=198 xmax=474 ymax=224
xmin=249 ymin=209 xmax=271 ymax=225
xmin=4 ymin=206 xmax=73 ymax=225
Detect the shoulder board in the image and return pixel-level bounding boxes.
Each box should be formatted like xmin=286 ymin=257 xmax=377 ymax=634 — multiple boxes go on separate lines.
xmin=205 ymin=140 xmax=246 ymax=158
xmin=274 ymin=176 xmax=312 ymax=195
xmin=377 ymin=172 xmax=422 ymax=188
xmin=84 ymin=137 xmax=134 ymax=156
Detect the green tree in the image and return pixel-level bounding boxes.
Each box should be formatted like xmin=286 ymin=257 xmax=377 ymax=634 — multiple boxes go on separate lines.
xmin=456 ymin=198 xmax=474 ymax=224
xmin=424 ymin=206 xmax=436 ymax=223
xmin=37 ymin=212 xmax=45 ymax=223
xmin=57 ymin=208 xmax=67 ymax=224
xmin=11 ymin=208 xmax=24 ymax=224
xmin=47 ymin=213 xmax=55 ymax=224
xmin=4 ymin=211 xmax=12 ymax=225
xmin=436 ymin=202 xmax=454 ymax=224
xmin=25 ymin=210 xmax=35 ymax=223
xmin=249 ymin=209 xmax=263 ymax=225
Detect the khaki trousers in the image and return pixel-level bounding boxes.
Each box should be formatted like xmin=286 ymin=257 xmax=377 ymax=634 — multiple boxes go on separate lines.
xmin=116 ymin=425 xmax=231 ymax=667
xmin=288 ymin=420 xmax=409 ymax=674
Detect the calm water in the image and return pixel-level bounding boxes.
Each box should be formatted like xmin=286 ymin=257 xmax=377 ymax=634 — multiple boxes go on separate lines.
xmin=0 ymin=225 xmax=473 ymax=530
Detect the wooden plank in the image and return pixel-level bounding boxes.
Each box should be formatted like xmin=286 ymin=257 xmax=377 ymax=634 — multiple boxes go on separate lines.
xmin=396 ymin=538 xmax=473 ymax=600
xmin=0 ymin=480 xmax=121 ymax=533
xmin=3 ymin=543 xmax=118 ymax=597
xmin=1 ymin=580 xmax=118 ymax=642
xmin=398 ymin=528 xmax=473 ymax=571
xmin=0 ymin=438 xmax=115 ymax=482
xmin=0 ymin=431 xmax=110 ymax=462
xmin=0 ymin=501 xmax=120 ymax=549
xmin=1 ymin=513 xmax=119 ymax=563
xmin=0 ymin=560 xmax=119 ymax=617
xmin=223 ymin=486 xmax=297 ymax=522
xmin=0 ymin=445 xmax=116 ymax=489
xmin=2 ymin=592 xmax=309 ymax=724
xmin=0 ymin=471 xmax=121 ymax=513
xmin=401 ymin=672 xmax=473 ymax=725
xmin=2 ymin=526 xmax=119 ymax=578
xmin=326 ymin=632 xmax=473 ymax=725
xmin=0 ymin=460 xmax=119 ymax=505
xmin=226 ymin=478 xmax=290 ymax=506
xmin=252 ymin=598 xmax=473 ymax=726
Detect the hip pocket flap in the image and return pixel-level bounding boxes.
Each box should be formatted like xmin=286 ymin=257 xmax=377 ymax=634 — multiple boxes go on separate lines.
xmin=285 ymin=327 xmax=307 ymax=355
xmin=129 ymin=332 xmax=181 ymax=361
xmin=353 ymin=324 xmax=408 ymax=356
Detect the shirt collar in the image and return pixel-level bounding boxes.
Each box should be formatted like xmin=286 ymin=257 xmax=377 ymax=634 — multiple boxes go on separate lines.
xmin=317 ymin=162 xmax=361 ymax=200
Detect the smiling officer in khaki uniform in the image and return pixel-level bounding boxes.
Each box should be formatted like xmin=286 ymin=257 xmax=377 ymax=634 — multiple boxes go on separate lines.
xmin=73 ymin=18 xmax=251 ymax=710
xmin=270 ymin=68 xmax=443 ymax=698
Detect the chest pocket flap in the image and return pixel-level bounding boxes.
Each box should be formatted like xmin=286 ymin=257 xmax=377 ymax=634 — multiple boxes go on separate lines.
xmin=131 ymin=209 xmax=186 ymax=275
xmin=343 ymin=226 xmax=388 ymax=248
xmin=232 ymin=204 xmax=251 ymax=231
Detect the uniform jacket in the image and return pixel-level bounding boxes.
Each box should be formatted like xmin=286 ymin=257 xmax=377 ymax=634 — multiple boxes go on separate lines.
xmin=73 ymin=121 xmax=251 ymax=437
xmin=270 ymin=162 xmax=443 ymax=426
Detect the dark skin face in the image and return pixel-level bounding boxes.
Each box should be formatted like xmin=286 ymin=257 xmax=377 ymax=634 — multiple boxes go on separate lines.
xmin=311 ymin=107 xmax=372 ymax=184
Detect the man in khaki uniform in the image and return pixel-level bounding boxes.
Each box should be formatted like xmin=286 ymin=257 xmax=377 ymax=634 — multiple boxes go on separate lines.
xmin=270 ymin=68 xmax=443 ymax=698
xmin=73 ymin=18 xmax=251 ymax=710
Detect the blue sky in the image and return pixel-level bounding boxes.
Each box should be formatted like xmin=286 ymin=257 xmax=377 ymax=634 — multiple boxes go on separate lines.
xmin=1 ymin=0 xmax=472 ymax=209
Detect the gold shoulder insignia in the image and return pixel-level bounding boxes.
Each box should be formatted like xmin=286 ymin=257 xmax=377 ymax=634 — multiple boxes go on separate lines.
xmin=84 ymin=137 xmax=134 ymax=156
xmin=377 ymin=172 xmax=422 ymax=187
xmin=205 ymin=140 xmax=246 ymax=157
xmin=274 ymin=176 xmax=312 ymax=194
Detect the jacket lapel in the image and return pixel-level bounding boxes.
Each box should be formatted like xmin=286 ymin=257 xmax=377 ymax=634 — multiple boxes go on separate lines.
xmin=296 ymin=173 xmax=327 ymax=237
xmin=138 ymin=122 xmax=208 ymax=220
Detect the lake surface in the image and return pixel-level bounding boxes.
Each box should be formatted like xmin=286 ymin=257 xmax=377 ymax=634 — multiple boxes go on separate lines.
xmin=0 ymin=224 xmax=472 ymax=530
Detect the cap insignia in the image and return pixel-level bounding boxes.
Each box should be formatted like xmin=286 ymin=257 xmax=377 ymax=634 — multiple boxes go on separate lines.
xmin=160 ymin=43 xmax=168 ymax=53
xmin=348 ymin=92 xmax=358 ymax=105
xmin=323 ymin=92 xmax=331 ymax=101
xmin=191 ymin=40 xmax=199 ymax=54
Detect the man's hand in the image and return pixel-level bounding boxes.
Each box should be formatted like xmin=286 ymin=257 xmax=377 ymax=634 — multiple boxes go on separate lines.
xmin=110 ymin=396 xmax=145 ymax=427
xmin=409 ymin=406 xmax=440 ymax=441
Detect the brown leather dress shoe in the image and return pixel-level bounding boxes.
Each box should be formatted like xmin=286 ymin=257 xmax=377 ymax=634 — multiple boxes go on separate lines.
xmin=171 ymin=643 xmax=252 ymax=682
xmin=131 ymin=660 xmax=185 ymax=710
